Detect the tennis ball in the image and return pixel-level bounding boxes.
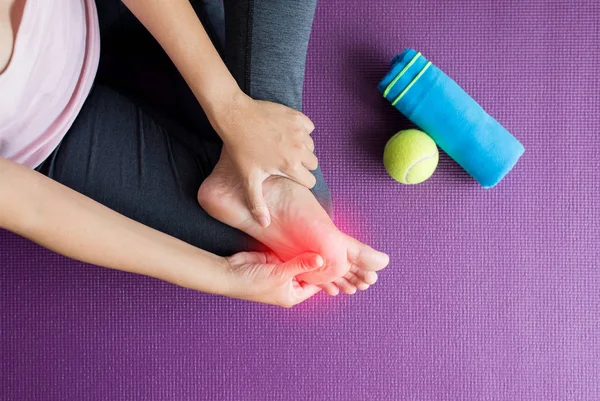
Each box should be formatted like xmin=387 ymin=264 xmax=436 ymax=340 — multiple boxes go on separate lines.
xmin=383 ymin=129 xmax=439 ymax=184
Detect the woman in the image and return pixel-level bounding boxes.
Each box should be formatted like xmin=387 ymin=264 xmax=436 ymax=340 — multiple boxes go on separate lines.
xmin=0 ymin=0 xmax=389 ymax=307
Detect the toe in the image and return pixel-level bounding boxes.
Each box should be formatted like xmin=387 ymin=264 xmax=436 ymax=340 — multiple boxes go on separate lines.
xmin=320 ymin=283 xmax=340 ymax=296
xmin=350 ymin=266 xmax=378 ymax=285
xmin=347 ymin=240 xmax=390 ymax=271
xmin=344 ymin=271 xmax=370 ymax=291
xmin=334 ymin=278 xmax=357 ymax=295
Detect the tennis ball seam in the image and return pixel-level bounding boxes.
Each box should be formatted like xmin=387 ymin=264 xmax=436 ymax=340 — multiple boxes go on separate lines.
xmin=404 ymin=151 xmax=439 ymax=184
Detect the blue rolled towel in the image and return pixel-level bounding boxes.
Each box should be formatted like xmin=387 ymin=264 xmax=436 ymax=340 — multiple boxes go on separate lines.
xmin=377 ymin=49 xmax=524 ymax=188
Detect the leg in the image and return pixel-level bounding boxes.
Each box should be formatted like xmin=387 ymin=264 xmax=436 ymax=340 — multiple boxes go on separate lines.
xmin=37 ymin=85 xmax=258 ymax=256
xmin=199 ymin=0 xmax=389 ymax=287
xmin=224 ymin=0 xmax=332 ymax=213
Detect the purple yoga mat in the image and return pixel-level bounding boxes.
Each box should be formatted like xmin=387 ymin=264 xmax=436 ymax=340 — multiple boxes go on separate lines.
xmin=2 ymin=1 xmax=599 ymax=400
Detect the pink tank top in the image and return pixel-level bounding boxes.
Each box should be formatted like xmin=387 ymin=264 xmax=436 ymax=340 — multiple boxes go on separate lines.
xmin=0 ymin=0 xmax=100 ymax=168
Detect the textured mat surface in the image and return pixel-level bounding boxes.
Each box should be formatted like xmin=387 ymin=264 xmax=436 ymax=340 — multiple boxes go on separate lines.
xmin=2 ymin=1 xmax=599 ymax=400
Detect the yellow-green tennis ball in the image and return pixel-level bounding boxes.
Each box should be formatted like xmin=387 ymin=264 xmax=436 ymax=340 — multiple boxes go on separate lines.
xmin=383 ymin=129 xmax=439 ymax=184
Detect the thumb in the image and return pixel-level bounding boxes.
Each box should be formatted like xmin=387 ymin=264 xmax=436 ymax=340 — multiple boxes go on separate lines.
xmin=280 ymin=253 xmax=324 ymax=278
xmin=243 ymin=174 xmax=270 ymax=228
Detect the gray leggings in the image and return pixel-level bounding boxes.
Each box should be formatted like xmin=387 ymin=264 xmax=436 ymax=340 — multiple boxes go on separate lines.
xmin=35 ymin=0 xmax=331 ymax=256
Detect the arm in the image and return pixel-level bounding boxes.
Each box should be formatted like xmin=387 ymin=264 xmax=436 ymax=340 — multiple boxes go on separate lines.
xmin=121 ymin=0 xmax=318 ymax=227
xmin=0 ymin=157 xmax=228 ymax=294
xmin=0 ymin=158 xmax=322 ymax=307
xmin=120 ymin=0 xmax=238 ymax=125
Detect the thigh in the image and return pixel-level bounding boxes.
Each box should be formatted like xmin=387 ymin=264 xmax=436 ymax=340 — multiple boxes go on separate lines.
xmin=37 ymin=85 xmax=258 ymax=256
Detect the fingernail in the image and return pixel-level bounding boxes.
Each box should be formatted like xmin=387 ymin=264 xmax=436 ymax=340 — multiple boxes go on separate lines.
xmin=314 ymin=255 xmax=324 ymax=267
xmin=258 ymin=215 xmax=270 ymax=228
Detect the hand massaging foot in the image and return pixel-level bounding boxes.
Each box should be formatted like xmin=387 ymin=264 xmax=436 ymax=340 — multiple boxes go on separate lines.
xmin=198 ymin=149 xmax=389 ymax=293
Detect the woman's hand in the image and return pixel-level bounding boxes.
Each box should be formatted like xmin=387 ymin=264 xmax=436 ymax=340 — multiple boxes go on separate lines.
xmin=223 ymin=251 xmax=324 ymax=308
xmin=214 ymin=92 xmax=319 ymax=228
xmin=120 ymin=0 xmax=317 ymax=228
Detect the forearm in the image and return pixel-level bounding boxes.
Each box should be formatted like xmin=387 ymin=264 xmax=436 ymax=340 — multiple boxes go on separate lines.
xmin=0 ymin=158 xmax=229 ymax=295
xmin=121 ymin=0 xmax=240 ymax=131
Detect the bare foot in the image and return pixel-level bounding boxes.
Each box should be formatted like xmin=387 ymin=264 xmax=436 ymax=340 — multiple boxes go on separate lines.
xmin=198 ymin=150 xmax=389 ymax=294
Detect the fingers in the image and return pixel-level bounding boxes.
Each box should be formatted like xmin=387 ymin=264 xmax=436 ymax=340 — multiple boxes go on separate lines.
xmin=280 ymin=253 xmax=324 ymax=278
xmin=243 ymin=173 xmax=270 ymax=228
xmin=284 ymin=113 xmax=318 ymax=184
xmin=305 ymin=136 xmax=315 ymax=152
xmin=302 ymin=151 xmax=319 ymax=171
xmin=292 ymin=282 xmax=322 ymax=305
xmin=283 ymin=149 xmax=318 ymax=188
xmin=286 ymin=166 xmax=317 ymax=189
xmin=296 ymin=112 xmax=315 ymax=134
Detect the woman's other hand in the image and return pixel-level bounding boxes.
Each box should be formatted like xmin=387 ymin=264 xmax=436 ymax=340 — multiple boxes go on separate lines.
xmin=223 ymin=251 xmax=323 ymax=308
